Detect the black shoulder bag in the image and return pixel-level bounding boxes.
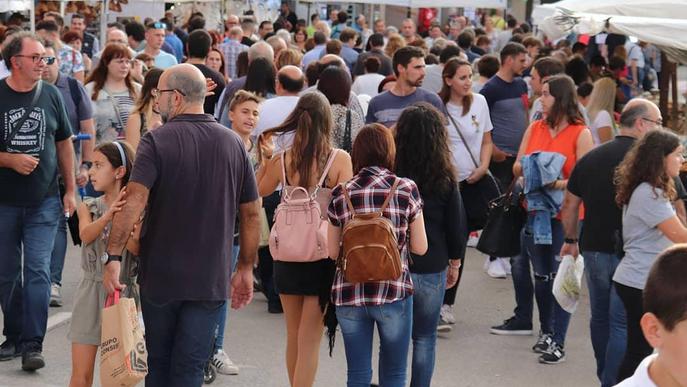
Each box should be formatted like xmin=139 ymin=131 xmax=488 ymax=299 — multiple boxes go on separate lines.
xmin=444 ymin=104 xmax=501 ymax=231
xmin=5 ymin=81 xmax=43 ymax=145
xmin=476 ymin=178 xmax=526 ymax=257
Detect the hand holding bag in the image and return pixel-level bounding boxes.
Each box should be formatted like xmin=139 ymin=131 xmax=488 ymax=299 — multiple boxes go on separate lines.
xmin=444 ymin=104 xmax=501 ymax=231
xmin=476 ymin=179 xmax=526 ymax=257
xmin=100 ymin=290 xmax=148 ymax=387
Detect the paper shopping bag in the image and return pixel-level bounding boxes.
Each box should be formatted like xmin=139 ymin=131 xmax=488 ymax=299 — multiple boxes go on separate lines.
xmin=100 ymin=290 xmax=148 ymax=387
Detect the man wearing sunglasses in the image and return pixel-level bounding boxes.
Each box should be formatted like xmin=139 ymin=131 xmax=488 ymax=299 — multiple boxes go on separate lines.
xmin=0 ymin=32 xmax=76 ymax=372
xmin=142 ymin=21 xmax=178 ymax=70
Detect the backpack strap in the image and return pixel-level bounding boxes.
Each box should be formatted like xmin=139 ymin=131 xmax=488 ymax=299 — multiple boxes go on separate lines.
xmin=378 ymin=179 xmax=400 ymax=215
xmin=317 ymin=149 xmax=339 ymax=188
xmin=279 ymin=151 xmax=288 ymax=187
xmin=341 ymin=183 xmax=357 ymax=217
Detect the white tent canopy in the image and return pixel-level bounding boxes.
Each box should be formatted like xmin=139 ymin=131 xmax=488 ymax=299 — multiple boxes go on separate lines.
xmin=533 ymin=0 xmax=687 ymax=63
xmin=300 ymin=0 xmax=507 ymax=8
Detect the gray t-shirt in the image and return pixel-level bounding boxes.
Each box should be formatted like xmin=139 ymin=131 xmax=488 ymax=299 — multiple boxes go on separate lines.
xmin=613 ymin=182 xmax=675 ymax=289
xmin=366 ymin=88 xmax=443 ymax=128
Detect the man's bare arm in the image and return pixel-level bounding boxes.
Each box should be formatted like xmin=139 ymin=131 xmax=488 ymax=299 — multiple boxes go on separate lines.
xmin=107 ymin=182 xmax=149 ymax=255
xmin=237 ymin=199 xmax=261 ymax=269
xmin=56 ymin=138 xmax=76 ymax=194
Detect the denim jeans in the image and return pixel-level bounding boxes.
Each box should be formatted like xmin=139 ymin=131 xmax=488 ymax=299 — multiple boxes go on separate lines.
xmin=336 ymin=296 xmax=413 ymax=387
xmin=523 ymin=216 xmax=571 ymax=345
xmin=410 ymin=271 xmax=446 ymax=387
xmin=583 ymin=251 xmax=627 ymax=387
xmin=141 ymin=292 xmax=225 ymax=387
xmin=0 ymin=195 xmax=61 ymax=351
xmin=214 ymin=245 xmax=240 ymax=351
xmin=49 ymin=205 xmax=68 ymax=286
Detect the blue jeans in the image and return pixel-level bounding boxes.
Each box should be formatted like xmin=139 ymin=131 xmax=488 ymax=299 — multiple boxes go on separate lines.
xmin=141 ymin=293 xmax=225 ymax=387
xmin=410 ymin=271 xmax=446 ymax=387
xmin=336 ymin=296 xmax=413 ymax=387
xmin=510 ymin=230 xmax=534 ymax=325
xmin=49 ymin=206 xmax=68 ymax=285
xmin=214 ymin=245 xmax=240 ymax=351
xmin=523 ymin=217 xmax=571 ymax=345
xmin=583 ymin=251 xmax=627 ymax=387
xmin=0 ymin=195 xmax=61 ymax=350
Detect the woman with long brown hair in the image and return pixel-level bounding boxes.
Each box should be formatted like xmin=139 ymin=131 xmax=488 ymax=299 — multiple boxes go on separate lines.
xmin=256 ymin=92 xmax=353 ymax=387
xmin=513 ymin=74 xmax=594 ymax=364
xmin=125 ymin=68 xmax=163 ymax=150
xmin=613 ymin=129 xmax=687 ymax=380
xmin=438 ymin=57 xmax=499 ymax=320
xmin=84 ymin=44 xmax=141 ymax=146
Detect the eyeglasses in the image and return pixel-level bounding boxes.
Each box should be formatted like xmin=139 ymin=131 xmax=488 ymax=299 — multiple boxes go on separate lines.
xmin=15 ymin=55 xmax=56 ymax=65
xmin=111 ymin=59 xmax=134 ymax=66
xmin=152 ymin=88 xmax=186 ymax=98
xmin=642 ymin=117 xmax=663 ymax=126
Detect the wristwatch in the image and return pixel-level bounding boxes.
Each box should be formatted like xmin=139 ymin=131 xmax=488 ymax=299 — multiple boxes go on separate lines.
xmin=101 ymin=253 xmax=122 ymax=265
xmin=564 ymin=238 xmax=578 ymax=244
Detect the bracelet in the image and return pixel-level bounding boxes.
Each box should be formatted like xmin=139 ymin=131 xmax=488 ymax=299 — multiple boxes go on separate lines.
xmin=564 ymin=238 xmax=578 ymax=244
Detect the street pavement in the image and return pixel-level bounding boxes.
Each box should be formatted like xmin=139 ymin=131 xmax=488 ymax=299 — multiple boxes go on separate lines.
xmin=0 ymin=244 xmax=599 ymax=387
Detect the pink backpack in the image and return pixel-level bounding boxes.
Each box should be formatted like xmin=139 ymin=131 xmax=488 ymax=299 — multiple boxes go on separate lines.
xmin=269 ymin=150 xmax=338 ymax=262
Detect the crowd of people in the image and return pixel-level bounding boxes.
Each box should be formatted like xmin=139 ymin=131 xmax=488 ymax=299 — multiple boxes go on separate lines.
xmin=0 ymin=3 xmax=685 ymax=387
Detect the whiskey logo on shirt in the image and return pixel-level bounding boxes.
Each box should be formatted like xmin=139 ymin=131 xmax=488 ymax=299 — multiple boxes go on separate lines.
xmin=3 ymin=107 xmax=46 ymax=156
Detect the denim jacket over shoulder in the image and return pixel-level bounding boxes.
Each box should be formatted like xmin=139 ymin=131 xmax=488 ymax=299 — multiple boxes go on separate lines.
xmin=522 ymin=151 xmax=567 ymax=245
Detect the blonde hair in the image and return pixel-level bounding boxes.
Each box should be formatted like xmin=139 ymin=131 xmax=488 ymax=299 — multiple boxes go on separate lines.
xmin=587 ymin=77 xmax=617 ymax=125
xmin=385 ymin=33 xmax=406 ymax=58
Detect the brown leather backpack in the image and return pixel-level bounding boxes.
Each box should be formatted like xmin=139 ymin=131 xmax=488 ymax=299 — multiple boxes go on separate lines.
xmin=339 ymin=179 xmax=402 ymax=283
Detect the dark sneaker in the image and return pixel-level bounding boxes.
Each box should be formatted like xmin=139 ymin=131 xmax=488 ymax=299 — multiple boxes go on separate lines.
xmin=532 ymin=332 xmax=553 ymax=353
xmin=490 ymin=317 xmax=533 ymax=336
xmin=203 ymin=359 xmax=217 ymax=384
xmin=267 ymin=302 xmax=283 ymax=314
xmin=0 ymin=341 xmax=20 ymax=361
xmin=21 ymin=351 xmax=45 ymax=371
xmin=539 ymin=342 xmax=566 ymax=364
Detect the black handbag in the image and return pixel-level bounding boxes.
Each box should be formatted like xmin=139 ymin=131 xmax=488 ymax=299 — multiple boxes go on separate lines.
xmin=445 ymin=105 xmax=501 ymax=231
xmin=476 ymin=179 xmax=526 ymax=257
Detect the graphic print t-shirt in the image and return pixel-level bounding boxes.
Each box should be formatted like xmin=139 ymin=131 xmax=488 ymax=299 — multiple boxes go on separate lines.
xmin=0 ymin=80 xmax=72 ymax=206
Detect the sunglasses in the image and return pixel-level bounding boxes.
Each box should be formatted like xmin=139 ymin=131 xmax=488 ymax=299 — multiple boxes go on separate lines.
xmin=15 ymin=55 xmax=56 ymax=65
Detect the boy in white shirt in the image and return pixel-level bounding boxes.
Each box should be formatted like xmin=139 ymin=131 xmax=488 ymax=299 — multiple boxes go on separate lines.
xmin=615 ymin=244 xmax=687 ymax=387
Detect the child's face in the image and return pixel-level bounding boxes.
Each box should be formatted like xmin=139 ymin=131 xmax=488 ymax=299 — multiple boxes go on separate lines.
xmin=660 ymin=319 xmax=687 ymax=385
xmin=89 ymin=150 xmax=121 ymax=192
xmin=229 ymin=100 xmax=260 ymax=138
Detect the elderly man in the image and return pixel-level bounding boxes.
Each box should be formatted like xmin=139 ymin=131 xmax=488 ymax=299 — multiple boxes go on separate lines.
xmin=0 ymin=32 xmax=76 ymax=371
xmin=560 ymin=99 xmax=674 ymax=387
xmin=103 ymin=64 xmax=260 ymax=386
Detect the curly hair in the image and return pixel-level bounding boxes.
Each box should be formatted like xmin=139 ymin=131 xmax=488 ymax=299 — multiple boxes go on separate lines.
xmin=615 ymin=130 xmax=680 ymax=206
xmin=394 ymin=102 xmax=457 ymax=196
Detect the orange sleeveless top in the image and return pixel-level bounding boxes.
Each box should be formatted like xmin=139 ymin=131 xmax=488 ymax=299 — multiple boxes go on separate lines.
xmin=524 ymin=120 xmax=586 ymax=179
xmin=524 ymin=119 xmax=586 ymax=219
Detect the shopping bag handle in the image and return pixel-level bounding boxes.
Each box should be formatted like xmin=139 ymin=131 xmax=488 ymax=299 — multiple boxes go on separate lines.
xmin=105 ymin=289 xmax=121 ymax=307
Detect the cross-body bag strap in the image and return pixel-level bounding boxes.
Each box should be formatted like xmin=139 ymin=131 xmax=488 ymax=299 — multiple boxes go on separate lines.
xmin=6 ymin=81 xmax=43 ymax=144
xmin=444 ymin=104 xmax=480 ymax=169
xmin=102 ymin=88 xmax=125 ymax=130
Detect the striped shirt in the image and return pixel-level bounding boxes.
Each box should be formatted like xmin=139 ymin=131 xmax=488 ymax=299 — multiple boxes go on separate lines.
xmin=327 ymin=167 xmax=423 ymax=306
xmin=219 ymin=40 xmax=249 ymax=80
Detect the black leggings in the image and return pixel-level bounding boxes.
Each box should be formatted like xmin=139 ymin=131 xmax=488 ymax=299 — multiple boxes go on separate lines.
xmin=614 ymin=282 xmax=653 ymax=382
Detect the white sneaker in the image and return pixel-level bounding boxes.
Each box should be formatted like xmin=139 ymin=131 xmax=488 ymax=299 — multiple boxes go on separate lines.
xmin=499 ymin=258 xmax=512 ymax=275
xmin=487 ymin=259 xmax=507 ymax=279
xmin=467 ymin=231 xmax=480 ymax=247
xmin=440 ymin=304 xmax=456 ymax=324
xmin=49 ymin=283 xmax=62 ymax=307
xmin=212 ymin=349 xmax=239 ymax=375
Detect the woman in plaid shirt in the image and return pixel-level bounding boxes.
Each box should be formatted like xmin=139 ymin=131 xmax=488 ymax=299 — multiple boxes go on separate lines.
xmin=328 ymin=123 xmax=428 ymax=387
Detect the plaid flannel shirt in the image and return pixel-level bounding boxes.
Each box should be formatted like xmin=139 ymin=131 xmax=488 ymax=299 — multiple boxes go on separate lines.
xmin=219 ymin=40 xmax=249 ymax=80
xmin=328 ymin=167 xmax=423 ymax=307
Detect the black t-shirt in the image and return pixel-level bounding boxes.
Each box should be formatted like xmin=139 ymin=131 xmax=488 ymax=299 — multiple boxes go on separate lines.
xmin=192 ymin=63 xmax=226 ymax=116
xmin=0 ymin=80 xmax=72 ymax=206
xmin=130 ymin=114 xmax=259 ymax=303
xmin=410 ymin=183 xmax=467 ymax=274
xmin=568 ymin=136 xmax=687 ymax=253
xmin=241 ymin=36 xmax=255 ymax=47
